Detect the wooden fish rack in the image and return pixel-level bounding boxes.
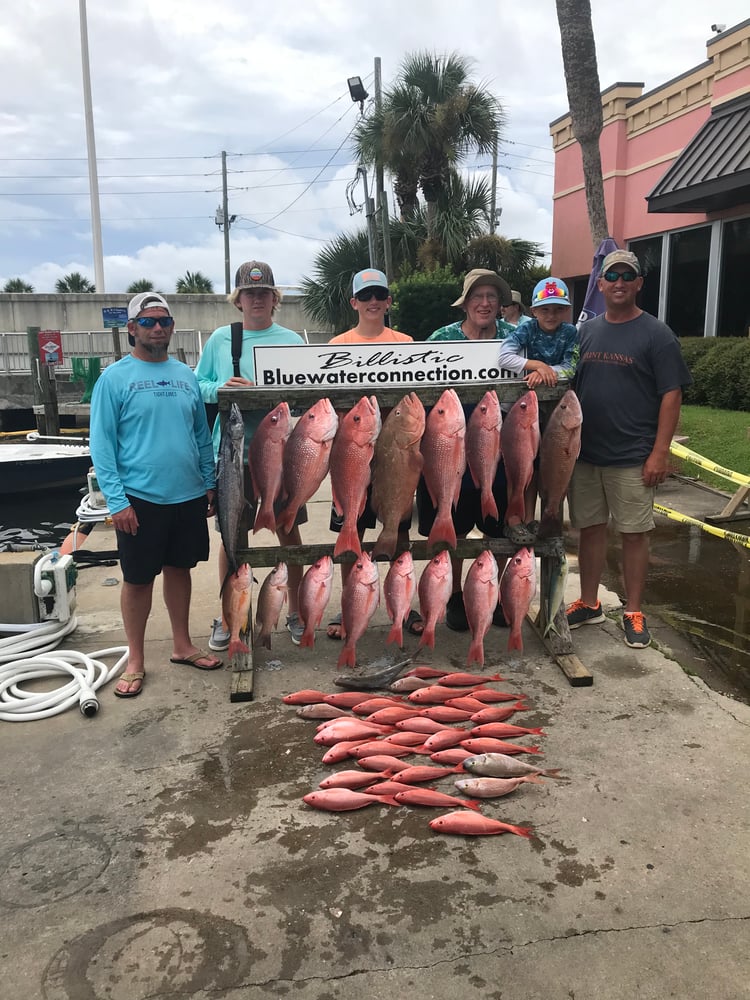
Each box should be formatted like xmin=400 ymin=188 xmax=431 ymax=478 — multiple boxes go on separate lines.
xmin=220 ymin=381 xmax=592 ymax=702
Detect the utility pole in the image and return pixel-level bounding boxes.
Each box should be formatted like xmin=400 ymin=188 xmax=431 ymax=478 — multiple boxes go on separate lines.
xmin=489 ymin=134 xmax=498 ymax=235
xmin=78 ymin=0 xmax=105 ymax=292
xmin=359 ymin=167 xmax=377 ymax=270
xmin=374 ymin=56 xmax=393 ymax=282
xmin=215 ymin=151 xmax=236 ymax=294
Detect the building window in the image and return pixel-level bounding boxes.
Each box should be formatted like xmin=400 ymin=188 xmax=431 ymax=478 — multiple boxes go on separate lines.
xmin=718 ymin=218 xmax=750 ymax=338
xmin=666 ymin=227 xmax=711 ymax=337
xmin=628 ymin=236 xmax=662 ymax=319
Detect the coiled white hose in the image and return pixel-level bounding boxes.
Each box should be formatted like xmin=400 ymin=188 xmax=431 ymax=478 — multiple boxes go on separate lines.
xmin=0 ymin=618 xmax=128 ymax=722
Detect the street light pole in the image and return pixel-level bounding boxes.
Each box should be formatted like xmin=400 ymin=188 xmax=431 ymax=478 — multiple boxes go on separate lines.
xmin=78 ymin=0 xmax=105 ymax=292
xmin=222 ymin=150 xmax=231 ymax=294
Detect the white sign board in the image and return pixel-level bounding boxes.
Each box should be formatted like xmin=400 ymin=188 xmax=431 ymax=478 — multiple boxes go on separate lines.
xmin=253 ymin=341 xmax=520 ymax=389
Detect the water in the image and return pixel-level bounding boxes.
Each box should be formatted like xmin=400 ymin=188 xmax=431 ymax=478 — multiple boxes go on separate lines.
xmin=0 ymin=487 xmax=82 ymax=551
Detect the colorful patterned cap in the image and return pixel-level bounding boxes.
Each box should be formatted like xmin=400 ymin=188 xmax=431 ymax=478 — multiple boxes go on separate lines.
xmin=530 ymin=278 xmax=571 ymax=309
xmin=234 ymin=260 xmax=276 ymax=291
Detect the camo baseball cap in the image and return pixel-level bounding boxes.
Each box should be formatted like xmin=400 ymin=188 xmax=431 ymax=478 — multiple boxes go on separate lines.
xmin=234 ymin=260 xmax=276 ymax=291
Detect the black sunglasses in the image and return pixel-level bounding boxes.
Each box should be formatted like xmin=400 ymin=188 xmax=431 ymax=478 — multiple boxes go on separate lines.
xmin=136 ymin=316 xmax=174 ymax=328
xmin=356 ymin=287 xmax=389 ymax=302
xmin=603 ymin=270 xmax=638 ymax=283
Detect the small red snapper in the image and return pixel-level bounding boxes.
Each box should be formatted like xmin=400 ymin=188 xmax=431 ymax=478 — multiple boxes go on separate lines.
xmin=303 ymin=789 xmax=397 ymax=811
xmin=499 ymin=547 xmax=537 ymax=652
xmin=463 ymin=551 xmax=500 ymax=667
xmin=330 ymin=395 xmax=381 ymax=558
xmin=298 ymin=556 xmax=334 ymax=649
xmin=429 ymin=811 xmax=533 ymax=838
xmin=248 ymin=402 xmax=291 ymax=534
xmin=277 ymin=397 xmax=338 ymax=534
xmin=384 ymin=551 xmax=417 ymax=647
xmin=254 ymin=561 xmax=288 ymax=650
xmin=222 ymin=562 xmax=252 ymax=658
xmin=338 ymin=552 xmax=380 ymax=669
xmin=466 ymin=390 xmax=502 ymax=522
xmin=393 ymin=788 xmax=481 ymax=811
xmin=420 ymin=389 xmax=466 ymax=551
xmin=501 ymin=390 xmax=540 ymax=525
xmin=417 ymin=550 xmax=453 ymax=650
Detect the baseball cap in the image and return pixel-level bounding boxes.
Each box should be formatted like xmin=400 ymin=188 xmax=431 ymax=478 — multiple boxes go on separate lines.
xmin=530 ymin=278 xmax=571 ymax=309
xmin=601 ymin=250 xmax=641 ymax=276
xmin=352 ymin=268 xmax=389 ymax=295
xmin=127 ymin=292 xmax=172 ymax=345
xmin=234 ymin=260 xmax=276 ymax=291
xmin=452 ymin=268 xmax=512 ymax=308
xmin=509 ymin=290 xmax=529 ymax=315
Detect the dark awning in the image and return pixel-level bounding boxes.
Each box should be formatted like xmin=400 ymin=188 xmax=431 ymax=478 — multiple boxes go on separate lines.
xmin=646 ymin=95 xmax=750 ymax=214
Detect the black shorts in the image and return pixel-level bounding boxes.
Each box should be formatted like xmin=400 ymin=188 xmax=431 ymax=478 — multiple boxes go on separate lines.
xmin=117 ymin=494 xmax=210 ymax=585
xmin=416 ymin=460 xmax=509 ymax=539
xmin=329 ymin=483 xmax=412 ymax=535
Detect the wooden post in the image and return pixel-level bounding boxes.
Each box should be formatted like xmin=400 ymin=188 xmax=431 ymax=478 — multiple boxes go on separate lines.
xmin=111 ymin=327 xmax=122 ymax=361
xmin=26 ymin=326 xmax=60 ymax=436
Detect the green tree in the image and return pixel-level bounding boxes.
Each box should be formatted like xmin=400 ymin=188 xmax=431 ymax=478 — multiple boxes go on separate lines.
xmin=175 ymin=270 xmax=214 ymax=293
xmin=353 ymin=50 xmax=504 ymax=238
xmin=127 ymin=278 xmax=155 ymax=293
xmin=300 ymin=231 xmax=371 ymax=335
xmin=555 ymin=0 xmax=609 ymax=247
xmin=3 ymin=277 xmax=34 ymax=292
xmin=55 ymin=272 xmax=95 ymax=292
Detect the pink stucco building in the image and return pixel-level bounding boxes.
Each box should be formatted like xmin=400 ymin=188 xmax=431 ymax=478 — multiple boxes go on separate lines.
xmin=550 ymin=19 xmax=750 ymax=337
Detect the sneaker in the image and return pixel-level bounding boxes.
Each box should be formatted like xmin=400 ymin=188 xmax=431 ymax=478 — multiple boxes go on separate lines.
xmin=446 ymin=591 xmax=469 ymax=632
xmin=566 ymin=599 xmax=606 ymax=629
xmin=286 ymin=613 xmax=304 ymax=645
xmin=208 ymin=617 xmax=230 ymax=652
xmin=623 ymin=611 xmax=651 ymax=648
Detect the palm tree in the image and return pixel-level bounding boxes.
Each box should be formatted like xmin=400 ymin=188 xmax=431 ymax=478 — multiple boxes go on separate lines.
xmin=353 ymin=51 xmax=504 ymax=239
xmin=3 ymin=278 xmax=34 ymax=292
xmin=555 ymin=0 xmax=609 ymax=247
xmin=175 ymin=270 xmax=214 ymax=293
xmin=127 ymin=279 xmax=155 ymax=293
xmin=300 ymin=231 xmax=371 ymax=334
xmin=55 ymin=272 xmax=95 ymax=293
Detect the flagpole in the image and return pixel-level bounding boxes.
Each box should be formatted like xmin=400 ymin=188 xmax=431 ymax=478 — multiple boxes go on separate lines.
xmin=79 ymin=0 xmax=105 ymax=292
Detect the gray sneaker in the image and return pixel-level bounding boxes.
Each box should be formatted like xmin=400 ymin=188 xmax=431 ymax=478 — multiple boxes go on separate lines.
xmin=286 ymin=613 xmax=304 ymax=645
xmin=623 ymin=612 xmax=651 ymax=648
xmin=566 ymin=600 xmax=606 ymax=629
xmin=208 ymin=617 xmax=230 ymax=652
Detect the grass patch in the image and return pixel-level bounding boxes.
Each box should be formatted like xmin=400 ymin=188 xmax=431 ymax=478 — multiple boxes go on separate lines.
xmin=675 ymin=406 xmax=749 ymax=492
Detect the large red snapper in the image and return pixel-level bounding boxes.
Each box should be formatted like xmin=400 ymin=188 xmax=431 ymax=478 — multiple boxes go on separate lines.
xmin=499 ymin=546 xmax=537 ymax=652
xmin=429 ymin=811 xmax=533 ymax=838
xmin=371 ymin=393 xmax=425 ymax=559
xmin=417 ymin=549 xmax=453 ymax=650
xmin=466 ymin=390 xmax=502 ymax=522
xmin=393 ymin=788 xmax=481 ymax=811
xmin=454 ymin=775 xmax=545 ymax=798
xmin=303 ymin=789 xmax=397 ymax=811
xmin=460 ymin=738 xmax=542 ymax=755
xmin=221 ymin=562 xmax=252 ymax=658
xmin=420 ymin=389 xmax=466 ymax=551
xmin=538 ymin=389 xmax=582 ymax=538
xmin=501 ymin=390 xmax=540 ymax=525
xmin=248 ymin=402 xmax=291 ymax=534
xmin=254 ymin=561 xmax=288 ymax=649
xmin=330 ymin=396 xmax=381 ymax=557
xmin=276 ymin=397 xmax=338 ymax=534
xmin=297 ymin=555 xmax=334 ymax=648
xmin=338 ymin=551 xmax=380 ymax=668
xmin=463 ymin=551 xmax=500 ymax=667
xmin=384 ymin=550 xmax=416 ymax=647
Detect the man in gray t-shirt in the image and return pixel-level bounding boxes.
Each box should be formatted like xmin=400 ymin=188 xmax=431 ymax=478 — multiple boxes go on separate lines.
xmin=565 ymin=251 xmax=692 ymax=650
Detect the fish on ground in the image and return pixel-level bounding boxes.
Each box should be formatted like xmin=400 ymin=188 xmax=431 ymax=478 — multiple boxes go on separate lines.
xmin=405 ymin=666 xmax=451 ymax=679
xmin=332 ymin=657 xmax=413 ymax=690
xmin=276 ymin=397 xmax=338 ymax=535
xmin=463 ymin=551 xmax=500 ymax=667
xmin=467 ymin=688 xmax=529 ymax=704
xmin=466 ymin=390 xmax=502 ymax=522
xmin=417 ymin=549 xmax=453 ymax=649
xmin=420 ymin=728 xmax=472 ymax=752
xmin=455 ymin=775 xmax=545 ymax=798
xmin=408 ymin=684 xmax=484 ymax=704
xmin=469 ymin=703 xmax=530 ymax=723
xmin=438 ymin=671 xmax=506 ymax=686
xmin=384 ymin=551 xmax=417 ymax=647
xmin=537 ymin=389 xmax=582 ymax=539
xmin=364 ymin=780 xmax=414 ymax=796
xmin=429 ymin=811 xmax=533 ymax=838
xmin=501 ymin=390 xmax=540 ymax=527
xmin=303 ymin=789 xmax=397 ymax=811
xmin=499 ymin=546 xmax=537 ymax=652
xmin=363 ymin=706 xmax=422 ymax=726
xmin=216 ymin=402 xmax=248 ymax=580
xmin=469 ymin=722 xmax=545 ymax=739
xmin=349 ymin=741 xmax=416 ymax=759
xmin=254 ymin=561 xmax=288 ymax=649
xmin=370 ymin=392 xmax=425 ymax=559
xmin=321 ymin=740 xmax=373 ymax=765
xmin=394 ymin=717 xmax=448 ymax=735
xmin=319 ymin=770 xmax=389 ymax=789
xmin=296 ymin=703 xmax=351 ymax=720
xmin=221 ymin=562 xmax=253 ymax=658
xmin=356 ymin=754 xmax=411 ymax=773
xmin=462 ymin=752 xmax=562 ymax=778
xmin=418 ymin=705 xmax=474 ymax=723
xmin=312 ymin=718 xmax=394 ymax=746
xmin=351 ymin=696 xmax=406 ymax=715
xmin=444 ymin=696 xmax=494 ymax=713
xmin=298 ymin=555 xmax=334 ymax=648
xmin=460 ymin=737 xmax=542 ymax=756
xmin=248 ymin=402 xmax=291 ymax=534
xmin=322 ymin=691 xmax=377 ymax=708
xmin=282 ymin=688 xmax=329 ymax=705
xmin=385 ymin=731 xmax=428 ymax=747
xmin=394 ymin=788 xmax=481 ymax=811
xmin=390 ymin=764 xmax=465 ymax=784
xmin=420 ymin=388 xmax=466 ymax=551
xmin=330 ymin=395 xmax=381 ymax=557
xmin=430 ymin=748 xmax=474 ymax=765
xmin=338 ymin=551 xmax=381 ymax=669
xmin=389 ymin=675 xmax=434 ymax=693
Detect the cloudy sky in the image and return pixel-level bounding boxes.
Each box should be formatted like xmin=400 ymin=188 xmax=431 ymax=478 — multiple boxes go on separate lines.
xmin=2 ymin=1 xmax=747 ymax=293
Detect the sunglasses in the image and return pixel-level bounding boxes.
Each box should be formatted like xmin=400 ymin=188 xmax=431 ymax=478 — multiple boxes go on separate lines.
xmin=356 ymin=287 xmax=389 ymax=302
xmin=136 ymin=316 xmax=174 ymax=328
xmin=603 ymin=270 xmax=638 ymax=283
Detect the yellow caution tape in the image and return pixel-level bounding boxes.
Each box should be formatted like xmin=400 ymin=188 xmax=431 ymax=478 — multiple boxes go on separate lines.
xmin=653 ymin=503 xmax=750 ymax=550
xmin=669 ymin=441 xmax=750 ymax=488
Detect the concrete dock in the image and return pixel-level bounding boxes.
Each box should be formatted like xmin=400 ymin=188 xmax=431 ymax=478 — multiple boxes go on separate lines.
xmin=1 ymin=480 xmax=748 ymax=1000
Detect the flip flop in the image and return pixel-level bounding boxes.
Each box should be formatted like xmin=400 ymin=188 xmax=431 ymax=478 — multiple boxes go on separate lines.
xmin=326 ymin=612 xmax=343 ymax=641
xmin=114 ymin=671 xmax=145 ymax=698
xmin=504 ymin=523 xmax=536 ymax=546
xmin=405 ymin=609 xmax=424 ymax=636
xmin=169 ymin=650 xmax=223 ymax=670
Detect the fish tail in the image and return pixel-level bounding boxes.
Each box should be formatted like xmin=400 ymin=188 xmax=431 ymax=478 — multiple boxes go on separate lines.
xmin=507 ymin=628 xmax=524 ymax=652
xmin=371 ymin=526 xmax=397 ymax=561
xmin=386 ymin=622 xmax=404 ymax=647
xmin=299 ymin=627 xmax=315 ymax=649
xmin=417 ymin=623 xmax=436 ymax=649
xmin=508 ymin=824 xmax=533 ymax=839
xmin=466 ymin=637 xmax=484 ymax=667
xmin=524 ymin=774 xmax=545 ymax=785
xmin=253 ymin=504 xmax=277 ymax=535
xmin=228 ymin=637 xmax=249 ymax=658
xmin=334 ymin=522 xmax=362 ymax=558
xmin=427 ymin=513 xmax=457 ymax=551
xmin=541 ymin=768 xmax=563 ymax=778
xmin=480 ymin=489 xmax=499 ymax=523
xmin=337 ymin=643 xmax=356 ymax=669
xmin=462 ymin=799 xmax=482 ymax=812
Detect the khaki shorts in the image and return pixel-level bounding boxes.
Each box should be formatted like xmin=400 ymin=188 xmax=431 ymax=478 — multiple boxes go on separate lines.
xmin=568 ymin=462 xmax=655 ymax=533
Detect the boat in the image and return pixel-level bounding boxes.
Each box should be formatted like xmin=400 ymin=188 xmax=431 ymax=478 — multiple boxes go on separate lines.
xmin=0 ymin=442 xmax=92 ymax=495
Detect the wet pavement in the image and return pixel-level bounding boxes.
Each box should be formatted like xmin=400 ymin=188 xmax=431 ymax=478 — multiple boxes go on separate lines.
xmin=1 ymin=479 xmax=749 ymax=999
